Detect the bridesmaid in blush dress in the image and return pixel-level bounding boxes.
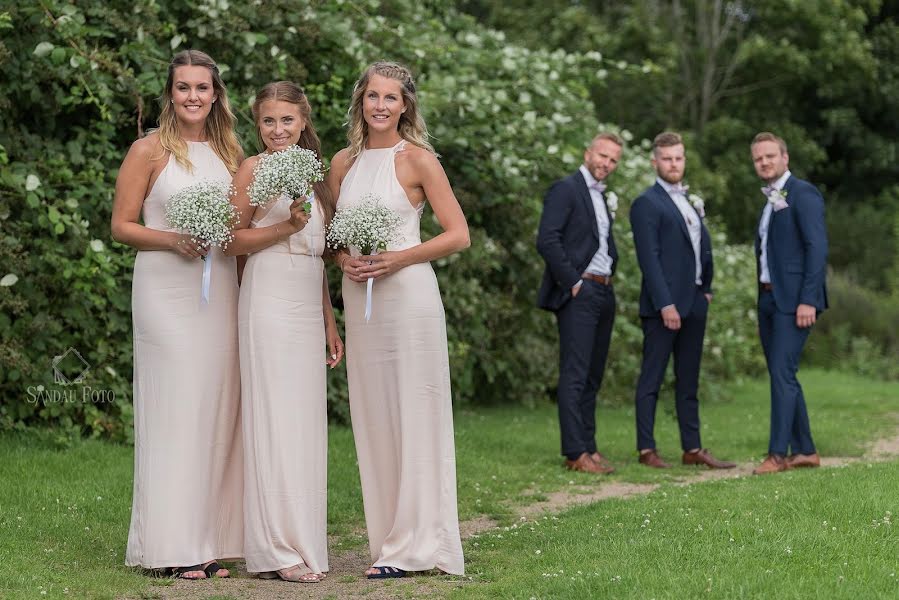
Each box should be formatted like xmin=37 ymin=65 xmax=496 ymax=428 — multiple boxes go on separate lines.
xmin=328 ymin=61 xmax=470 ymax=579
xmin=111 ymin=50 xmax=244 ymax=580
xmin=226 ymin=82 xmax=343 ymax=584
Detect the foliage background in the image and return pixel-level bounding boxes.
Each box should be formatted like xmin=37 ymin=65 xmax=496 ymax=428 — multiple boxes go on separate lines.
xmin=0 ymin=0 xmax=894 ymax=442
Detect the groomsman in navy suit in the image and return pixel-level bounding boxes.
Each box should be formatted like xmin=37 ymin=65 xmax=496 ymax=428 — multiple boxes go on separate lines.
xmin=629 ymin=132 xmax=735 ymax=469
xmin=537 ymin=132 xmax=623 ymax=475
xmin=749 ymin=132 xmax=828 ymax=475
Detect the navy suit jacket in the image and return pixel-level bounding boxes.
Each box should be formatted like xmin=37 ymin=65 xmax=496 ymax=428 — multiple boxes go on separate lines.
xmin=755 ymin=175 xmax=828 ymax=313
xmin=630 ymin=183 xmax=713 ymax=318
xmin=536 ymin=170 xmax=618 ymax=312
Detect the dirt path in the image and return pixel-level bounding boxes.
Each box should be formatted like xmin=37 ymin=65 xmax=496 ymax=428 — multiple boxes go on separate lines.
xmin=135 ymin=427 xmax=899 ymax=600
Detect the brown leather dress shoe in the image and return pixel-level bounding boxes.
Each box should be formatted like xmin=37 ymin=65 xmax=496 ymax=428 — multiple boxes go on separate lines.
xmin=590 ymin=451 xmax=614 ymax=470
xmin=786 ymin=453 xmax=820 ymax=469
xmin=638 ymin=449 xmax=671 ymax=468
xmin=753 ymin=454 xmax=786 ymax=475
xmin=565 ymin=452 xmax=614 ymax=474
xmin=682 ymin=448 xmax=737 ymax=469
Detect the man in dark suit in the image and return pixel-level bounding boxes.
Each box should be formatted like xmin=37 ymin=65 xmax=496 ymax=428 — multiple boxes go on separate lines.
xmin=629 ymin=132 xmax=735 ymax=469
xmin=536 ymin=132 xmax=622 ymax=474
xmin=749 ymin=132 xmax=828 ymax=475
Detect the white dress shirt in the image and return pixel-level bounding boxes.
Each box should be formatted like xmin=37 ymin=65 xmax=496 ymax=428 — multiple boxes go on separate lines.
xmin=658 ymin=178 xmax=702 ymax=285
xmin=579 ymin=165 xmax=613 ymax=276
xmin=758 ymin=170 xmax=791 ymax=284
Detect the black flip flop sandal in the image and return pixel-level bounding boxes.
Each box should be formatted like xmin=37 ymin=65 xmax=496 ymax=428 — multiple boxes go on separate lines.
xmin=367 ymin=566 xmax=406 ymax=579
xmin=171 ymin=564 xmax=207 ymax=579
xmin=203 ymin=561 xmax=230 ymax=578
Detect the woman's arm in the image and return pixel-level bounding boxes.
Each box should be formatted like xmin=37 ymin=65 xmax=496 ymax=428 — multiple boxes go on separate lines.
xmin=322 ymin=270 xmax=344 ymax=368
xmin=355 ymin=147 xmax=470 ymax=280
xmin=327 ymin=148 xmax=363 ymax=281
xmin=223 ymin=156 xmax=309 ymax=256
xmin=110 ymin=136 xmax=205 ymax=258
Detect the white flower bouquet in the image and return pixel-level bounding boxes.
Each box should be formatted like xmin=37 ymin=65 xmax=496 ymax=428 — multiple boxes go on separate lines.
xmin=248 ymin=145 xmax=324 ymax=212
xmin=326 ymin=193 xmax=404 ymax=255
xmin=326 ymin=193 xmax=404 ymax=321
xmin=165 ymin=180 xmax=238 ymax=303
xmin=165 ymin=180 xmax=238 ymax=249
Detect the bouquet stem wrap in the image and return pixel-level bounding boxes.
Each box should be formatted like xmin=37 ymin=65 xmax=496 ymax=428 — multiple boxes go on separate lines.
xmin=364 ymin=249 xmax=377 ymax=322
xmin=201 ymin=256 xmax=212 ymax=304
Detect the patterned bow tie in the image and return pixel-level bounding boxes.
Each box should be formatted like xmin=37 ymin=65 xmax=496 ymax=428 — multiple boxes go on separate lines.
xmin=761 ymin=185 xmax=777 ymax=196
xmin=669 ymin=183 xmax=689 ymax=195
xmin=591 ymin=180 xmax=607 ymax=193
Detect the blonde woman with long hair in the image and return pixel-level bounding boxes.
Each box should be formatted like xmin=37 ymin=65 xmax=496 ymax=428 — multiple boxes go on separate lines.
xmin=226 ymin=81 xmax=343 ymax=583
xmin=112 ymin=49 xmax=244 ymax=580
xmin=329 ymin=61 xmax=469 ymax=578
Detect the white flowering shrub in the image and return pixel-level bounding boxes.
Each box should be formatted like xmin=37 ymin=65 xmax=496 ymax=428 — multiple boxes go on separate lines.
xmin=0 ymin=0 xmax=765 ymax=437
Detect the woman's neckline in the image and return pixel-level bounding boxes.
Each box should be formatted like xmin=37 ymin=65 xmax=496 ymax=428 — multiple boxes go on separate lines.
xmin=365 ymin=139 xmax=404 ymax=151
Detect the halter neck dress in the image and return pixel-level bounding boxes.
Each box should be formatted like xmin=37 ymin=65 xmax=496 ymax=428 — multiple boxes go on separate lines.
xmin=337 ymin=141 xmax=464 ymax=575
xmin=126 ymin=141 xmax=243 ymax=569
xmin=238 ymin=188 xmax=329 ymax=576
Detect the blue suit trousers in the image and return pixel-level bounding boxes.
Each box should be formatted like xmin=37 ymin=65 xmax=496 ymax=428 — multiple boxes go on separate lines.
xmin=758 ymin=290 xmax=816 ymax=456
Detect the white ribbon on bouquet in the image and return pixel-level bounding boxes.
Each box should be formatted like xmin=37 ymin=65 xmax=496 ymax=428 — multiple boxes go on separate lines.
xmin=200 ymin=254 xmax=212 ymax=304
xmin=364 ymin=248 xmax=377 ymax=322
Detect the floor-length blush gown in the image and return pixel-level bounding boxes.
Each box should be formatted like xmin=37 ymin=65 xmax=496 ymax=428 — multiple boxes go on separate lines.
xmin=126 ymin=141 xmax=243 ymax=569
xmin=337 ymin=140 xmax=464 ymax=575
xmin=239 ymin=192 xmax=328 ymax=575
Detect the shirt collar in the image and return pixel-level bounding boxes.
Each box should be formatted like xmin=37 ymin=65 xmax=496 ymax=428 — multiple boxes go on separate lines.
xmin=769 ymin=170 xmax=791 ymax=191
xmin=579 ymin=164 xmax=601 ymax=189
xmin=656 ymin=177 xmax=685 ymax=196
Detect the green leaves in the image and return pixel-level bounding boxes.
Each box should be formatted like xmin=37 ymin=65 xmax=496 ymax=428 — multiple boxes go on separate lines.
xmin=33 ymin=41 xmax=54 ymax=57
xmin=0 ymin=0 xmax=773 ymax=439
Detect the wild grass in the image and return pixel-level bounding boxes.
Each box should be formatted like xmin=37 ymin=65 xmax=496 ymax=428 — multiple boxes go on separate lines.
xmin=0 ymin=369 xmax=895 ymax=598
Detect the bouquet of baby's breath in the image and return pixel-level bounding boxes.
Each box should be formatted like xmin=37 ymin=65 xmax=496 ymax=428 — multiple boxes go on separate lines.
xmin=326 ymin=193 xmax=404 ymax=255
xmin=165 ymin=180 xmax=239 ymax=251
xmin=248 ymin=145 xmax=324 ymax=211
xmin=327 ymin=193 xmax=404 ymax=321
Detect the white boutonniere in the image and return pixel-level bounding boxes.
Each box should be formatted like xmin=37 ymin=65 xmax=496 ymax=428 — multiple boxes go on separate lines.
xmin=688 ymin=193 xmax=706 ymax=218
xmin=605 ymin=191 xmax=618 ymax=219
xmin=766 ymin=188 xmax=789 ymax=212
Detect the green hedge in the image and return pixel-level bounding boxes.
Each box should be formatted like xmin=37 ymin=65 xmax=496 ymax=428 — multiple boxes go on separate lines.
xmin=0 ymin=0 xmax=766 ymax=441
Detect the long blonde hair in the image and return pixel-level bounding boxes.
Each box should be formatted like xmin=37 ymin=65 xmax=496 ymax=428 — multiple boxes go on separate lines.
xmin=153 ymin=50 xmax=242 ymax=174
xmin=251 ymin=81 xmax=335 ymax=227
xmin=347 ymin=61 xmax=434 ymax=158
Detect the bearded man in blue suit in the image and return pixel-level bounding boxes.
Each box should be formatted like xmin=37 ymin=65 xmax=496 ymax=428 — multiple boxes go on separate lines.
xmin=537 ymin=132 xmax=623 ymax=475
xmin=750 ymin=132 xmax=828 ymax=475
xmin=630 ymin=132 xmax=735 ymax=470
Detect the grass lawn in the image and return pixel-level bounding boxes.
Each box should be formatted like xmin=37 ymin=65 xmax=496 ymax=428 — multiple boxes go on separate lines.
xmin=0 ymin=369 xmax=896 ymax=599
xmin=457 ymin=461 xmax=899 ymax=599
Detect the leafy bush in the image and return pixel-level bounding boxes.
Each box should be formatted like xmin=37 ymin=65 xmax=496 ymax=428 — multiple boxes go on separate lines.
xmin=805 ymin=271 xmax=899 ymax=380
xmin=0 ymin=0 xmax=764 ymax=441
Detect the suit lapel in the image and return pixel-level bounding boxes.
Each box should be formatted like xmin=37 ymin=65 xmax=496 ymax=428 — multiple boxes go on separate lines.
xmin=775 ymin=175 xmax=796 ymax=221
xmin=575 ymin=172 xmax=599 ymax=240
xmin=655 ymin=183 xmax=691 ymax=244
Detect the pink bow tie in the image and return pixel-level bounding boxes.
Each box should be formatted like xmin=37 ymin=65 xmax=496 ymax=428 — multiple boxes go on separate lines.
xmin=669 ymin=183 xmax=689 ymax=195
xmin=591 ymin=181 xmax=607 ymax=193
